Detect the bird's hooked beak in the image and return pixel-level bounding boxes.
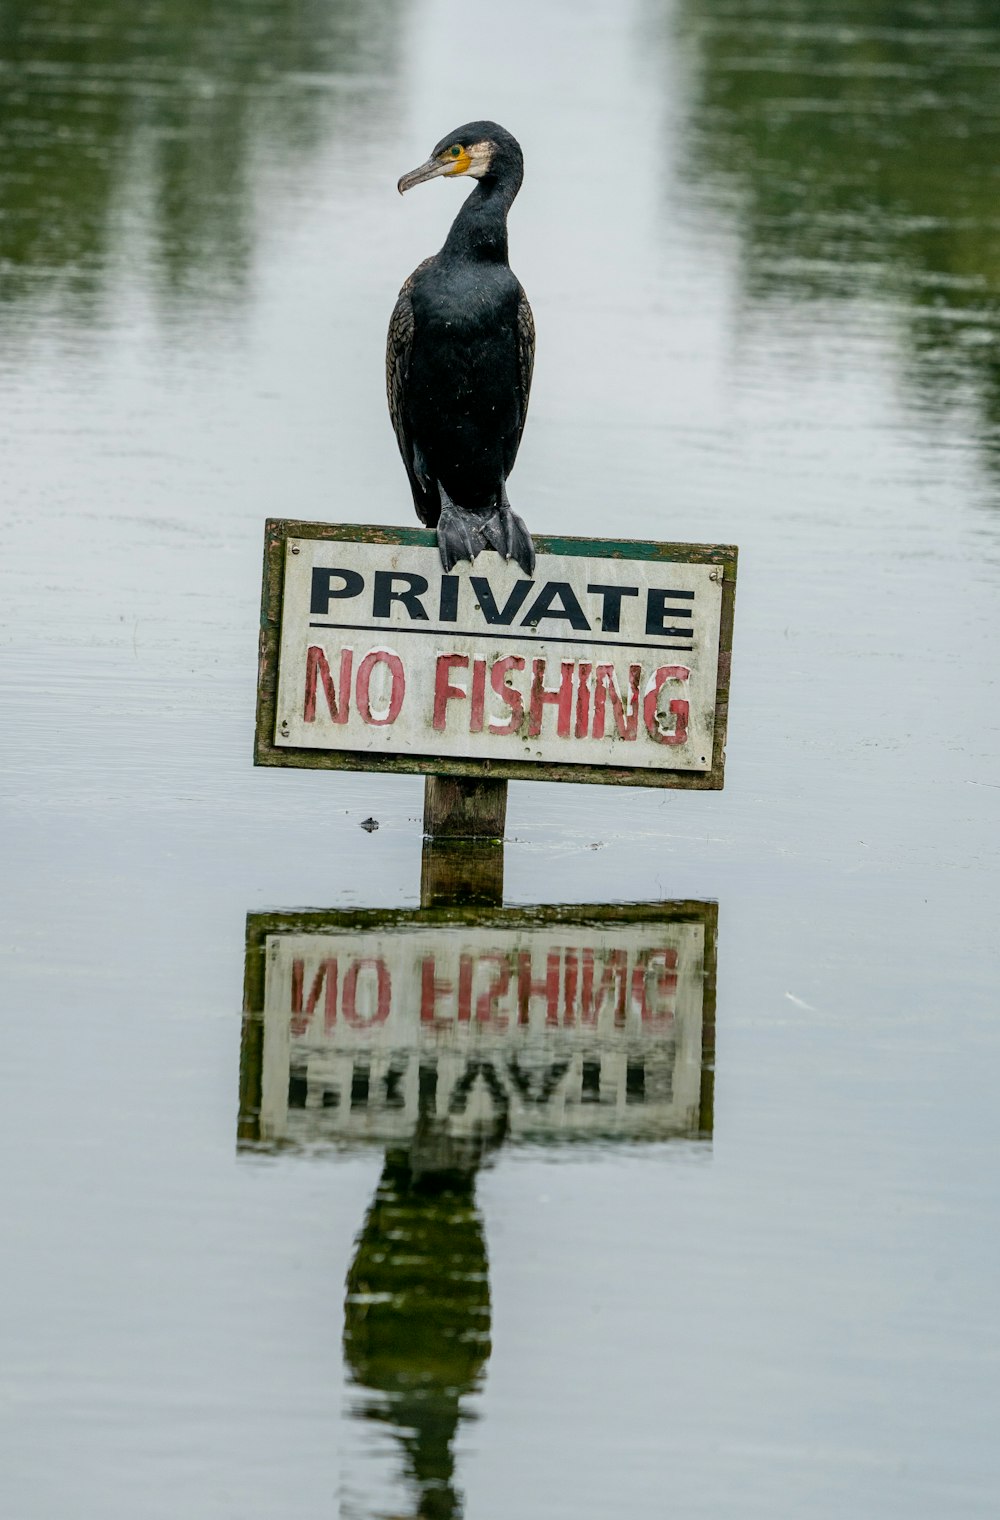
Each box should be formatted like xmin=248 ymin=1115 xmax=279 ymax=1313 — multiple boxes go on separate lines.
xmin=397 ymin=151 xmax=471 ymax=195
xmin=398 ymin=142 xmax=492 ymax=194
xmin=397 ymin=158 xmax=444 ymax=194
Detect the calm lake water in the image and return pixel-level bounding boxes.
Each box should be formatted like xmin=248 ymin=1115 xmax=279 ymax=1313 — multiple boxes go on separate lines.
xmin=2 ymin=1 xmax=999 ymax=1516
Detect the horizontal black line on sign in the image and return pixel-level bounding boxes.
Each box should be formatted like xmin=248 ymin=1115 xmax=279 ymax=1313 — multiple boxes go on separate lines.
xmin=307 ymin=622 xmax=695 ymax=653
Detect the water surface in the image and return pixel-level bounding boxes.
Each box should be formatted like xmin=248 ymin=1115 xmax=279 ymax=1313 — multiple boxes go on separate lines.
xmin=2 ymin=0 xmax=999 ymax=1516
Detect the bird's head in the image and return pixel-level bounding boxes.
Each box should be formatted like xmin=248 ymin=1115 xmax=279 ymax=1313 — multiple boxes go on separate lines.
xmin=397 ymin=121 xmax=523 ymax=195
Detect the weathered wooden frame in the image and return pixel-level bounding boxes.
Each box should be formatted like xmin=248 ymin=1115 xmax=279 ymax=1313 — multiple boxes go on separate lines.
xmin=255 ymin=520 xmax=737 ymax=789
xmin=238 ymin=898 xmax=718 ymax=1146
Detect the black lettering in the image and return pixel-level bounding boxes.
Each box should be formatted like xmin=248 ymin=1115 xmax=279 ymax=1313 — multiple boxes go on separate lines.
xmin=418 ymin=1061 xmax=438 ymax=1115
xmin=521 ymin=581 xmax=590 ymax=631
xmin=372 ymin=570 xmax=430 ymax=620
xmin=439 ymin=574 xmax=460 ymax=622
xmin=383 ymin=1057 xmax=408 ymax=1109
xmin=448 ymin=1060 xmax=509 ymax=1116
xmin=350 ymin=1064 xmax=370 ymax=1109
xmin=587 ymin=583 xmax=638 ymax=633
xmin=310 ymin=567 xmax=364 ymax=615
xmin=581 ymin=1058 xmax=602 ymax=1103
xmin=470 ymin=576 xmax=533 ymax=626
xmin=646 ymin=587 xmax=695 ymax=638
xmin=506 ymin=1058 xmax=571 ymax=1106
xmin=287 ymin=1063 xmax=308 ymax=1108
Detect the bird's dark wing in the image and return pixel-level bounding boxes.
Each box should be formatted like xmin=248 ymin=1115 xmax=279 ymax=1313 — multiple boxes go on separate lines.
xmin=387 ymin=257 xmax=439 ymax=527
xmin=510 ymin=283 xmax=535 ymax=468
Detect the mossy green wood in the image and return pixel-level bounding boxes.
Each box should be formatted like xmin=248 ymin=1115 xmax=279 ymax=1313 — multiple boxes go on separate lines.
xmin=255 ymin=519 xmax=737 ymax=789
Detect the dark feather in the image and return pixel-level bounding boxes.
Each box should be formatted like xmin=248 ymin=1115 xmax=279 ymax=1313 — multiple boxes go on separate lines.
xmin=512 ymin=283 xmax=535 ymax=472
xmin=386 ymin=256 xmax=439 ymax=526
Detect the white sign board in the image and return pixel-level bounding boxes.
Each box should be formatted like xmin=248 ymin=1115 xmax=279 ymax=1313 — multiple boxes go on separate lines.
xmin=256 ymin=524 xmax=736 ymax=788
xmin=240 ymin=903 xmax=716 ymax=1148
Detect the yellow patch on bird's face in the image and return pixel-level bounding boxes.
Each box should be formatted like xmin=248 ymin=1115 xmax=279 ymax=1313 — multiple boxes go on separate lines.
xmin=444 ymin=146 xmax=472 ymax=176
xmin=443 ymin=140 xmax=493 ymax=178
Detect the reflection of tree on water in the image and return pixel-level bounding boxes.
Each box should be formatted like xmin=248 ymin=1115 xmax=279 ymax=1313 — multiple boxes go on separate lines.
xmin=668 ymin=0 xmax=1000 ymax=462
xmin=0 ymin=0 xmax=403 ymax=315
xmin=343 ymin=1108 xmax=506 ymax=1520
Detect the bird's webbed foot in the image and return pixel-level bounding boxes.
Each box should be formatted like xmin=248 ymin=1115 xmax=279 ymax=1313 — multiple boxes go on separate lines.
xmin=481 ymin=492 xmax=536 ymax=576
xmin=504 ymin=506 xmax=536 ymax=577
xmin=436 ymin=486 xmax=536 ymax=576
xmin=436 ymin=492 xmax=479 ymax=572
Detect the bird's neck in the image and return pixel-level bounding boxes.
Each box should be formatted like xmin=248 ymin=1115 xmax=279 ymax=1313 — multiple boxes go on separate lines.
xmin=441 ymin=178 xmax=515 ymax=264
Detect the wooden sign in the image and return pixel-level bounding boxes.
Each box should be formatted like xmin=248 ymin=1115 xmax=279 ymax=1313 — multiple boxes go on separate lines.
xmin=239 ymin=900 xmax=716 ymax=1148
xmin=256 ymin=521 xmax=737 ymax=788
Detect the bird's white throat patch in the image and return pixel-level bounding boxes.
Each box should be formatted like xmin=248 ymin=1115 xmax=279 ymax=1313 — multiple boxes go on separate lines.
xmin=463 ymin=141 xmax=494 ymax=179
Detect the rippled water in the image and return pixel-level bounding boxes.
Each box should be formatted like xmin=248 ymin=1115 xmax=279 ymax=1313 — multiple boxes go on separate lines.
xmin=2 ymin=1 xmax=999 ymax=1516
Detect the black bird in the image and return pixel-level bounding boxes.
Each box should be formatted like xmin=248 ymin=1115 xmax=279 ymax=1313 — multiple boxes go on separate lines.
xmin=388 ymin=121 xmax=536 ymax=575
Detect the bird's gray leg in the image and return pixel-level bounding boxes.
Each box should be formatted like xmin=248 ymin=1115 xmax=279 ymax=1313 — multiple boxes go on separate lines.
xmin=496 ymin=480 xmax=535 ymax=577
xmin=436 ymin=484 xmax=479 ymax=572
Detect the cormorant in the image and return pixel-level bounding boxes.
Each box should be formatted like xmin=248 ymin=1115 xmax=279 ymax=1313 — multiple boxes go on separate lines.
xmin=388 ymin=121 xmax=536 ymax=575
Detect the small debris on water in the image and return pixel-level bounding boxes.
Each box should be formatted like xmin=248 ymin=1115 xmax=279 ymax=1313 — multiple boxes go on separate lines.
xmin=360 ymin=817 xmax=379 ymax=832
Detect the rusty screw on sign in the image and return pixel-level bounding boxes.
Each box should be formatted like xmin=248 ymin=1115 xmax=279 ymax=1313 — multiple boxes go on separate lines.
xmin=280 ymin=719 xmax=290 ymax=736
xmin=290 ymin=544 xmax=300 ymax=554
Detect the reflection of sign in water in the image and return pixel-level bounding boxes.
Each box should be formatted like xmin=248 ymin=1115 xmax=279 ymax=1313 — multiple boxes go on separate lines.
xmin=239 ymin=902 xmax=716 ymax=1147
xmin=255 ymin=522 xmax=737 ymax=788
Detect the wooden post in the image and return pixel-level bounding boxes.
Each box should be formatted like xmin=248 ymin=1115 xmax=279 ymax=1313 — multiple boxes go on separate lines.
xmin=421 ymin=774 xmax=507 ymax=907
xmin=423 ymin=775 xmax=507 ymax=840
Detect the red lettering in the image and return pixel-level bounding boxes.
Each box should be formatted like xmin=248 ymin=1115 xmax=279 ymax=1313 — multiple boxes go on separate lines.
xmin=433 ymin=653 xmax=468 ymax=730
xmin=636 ymin=948 xmax=678 ymax=1025
xmin=517 ymin=950 xmax=562 ymax=1026
xmin=580 ymin=949 xmax=629 ymax=1026
xmin=356 ymin=649 xmax=405 ymax=726
xmin=574 ymin=664 xmax=592 ymax=739
xmin=527 ymin=658 xmax=574 ymax=738
xmin=470 ymin=657 xmax=487 ymax=733
xmin=420 ymin=955 xmax=454 ymax=1023
xmin=563 ymin=948 xmax=578 ymax=1025
xmin=489 ymin=655 xmax=525 ymax=735
xmin=474 ymin=954 xmax=511 ymax=1027
xmin=592 ymin=663 xmax=641 ymax=741
xmin=342 ymin=958 xmax=391 ymax=1026
xmin=458 ymin=953 xmax=473 ymax=1022
xmin=303 ymin=646 xmax=352 ymax=724
xmin=290 ymin=957 xmax=338 ymax=1036
xmin=644 ymin=665 xmax=690 ymax=747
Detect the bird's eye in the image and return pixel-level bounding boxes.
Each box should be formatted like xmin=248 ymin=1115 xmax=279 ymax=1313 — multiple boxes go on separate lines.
xmin=450 ymin=145 xmax=462 ymax=158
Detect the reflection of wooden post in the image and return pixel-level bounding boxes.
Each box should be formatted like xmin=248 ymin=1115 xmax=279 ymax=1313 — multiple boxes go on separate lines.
xmin=420 ymin=838 xmax=504 ymax=908
xmin=421 ymin=776 xmax=506 ymax=908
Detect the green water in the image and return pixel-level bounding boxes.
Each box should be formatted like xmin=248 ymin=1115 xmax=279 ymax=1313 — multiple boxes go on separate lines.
xmin=672 ymin=0 xmax=1000 ymax=464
